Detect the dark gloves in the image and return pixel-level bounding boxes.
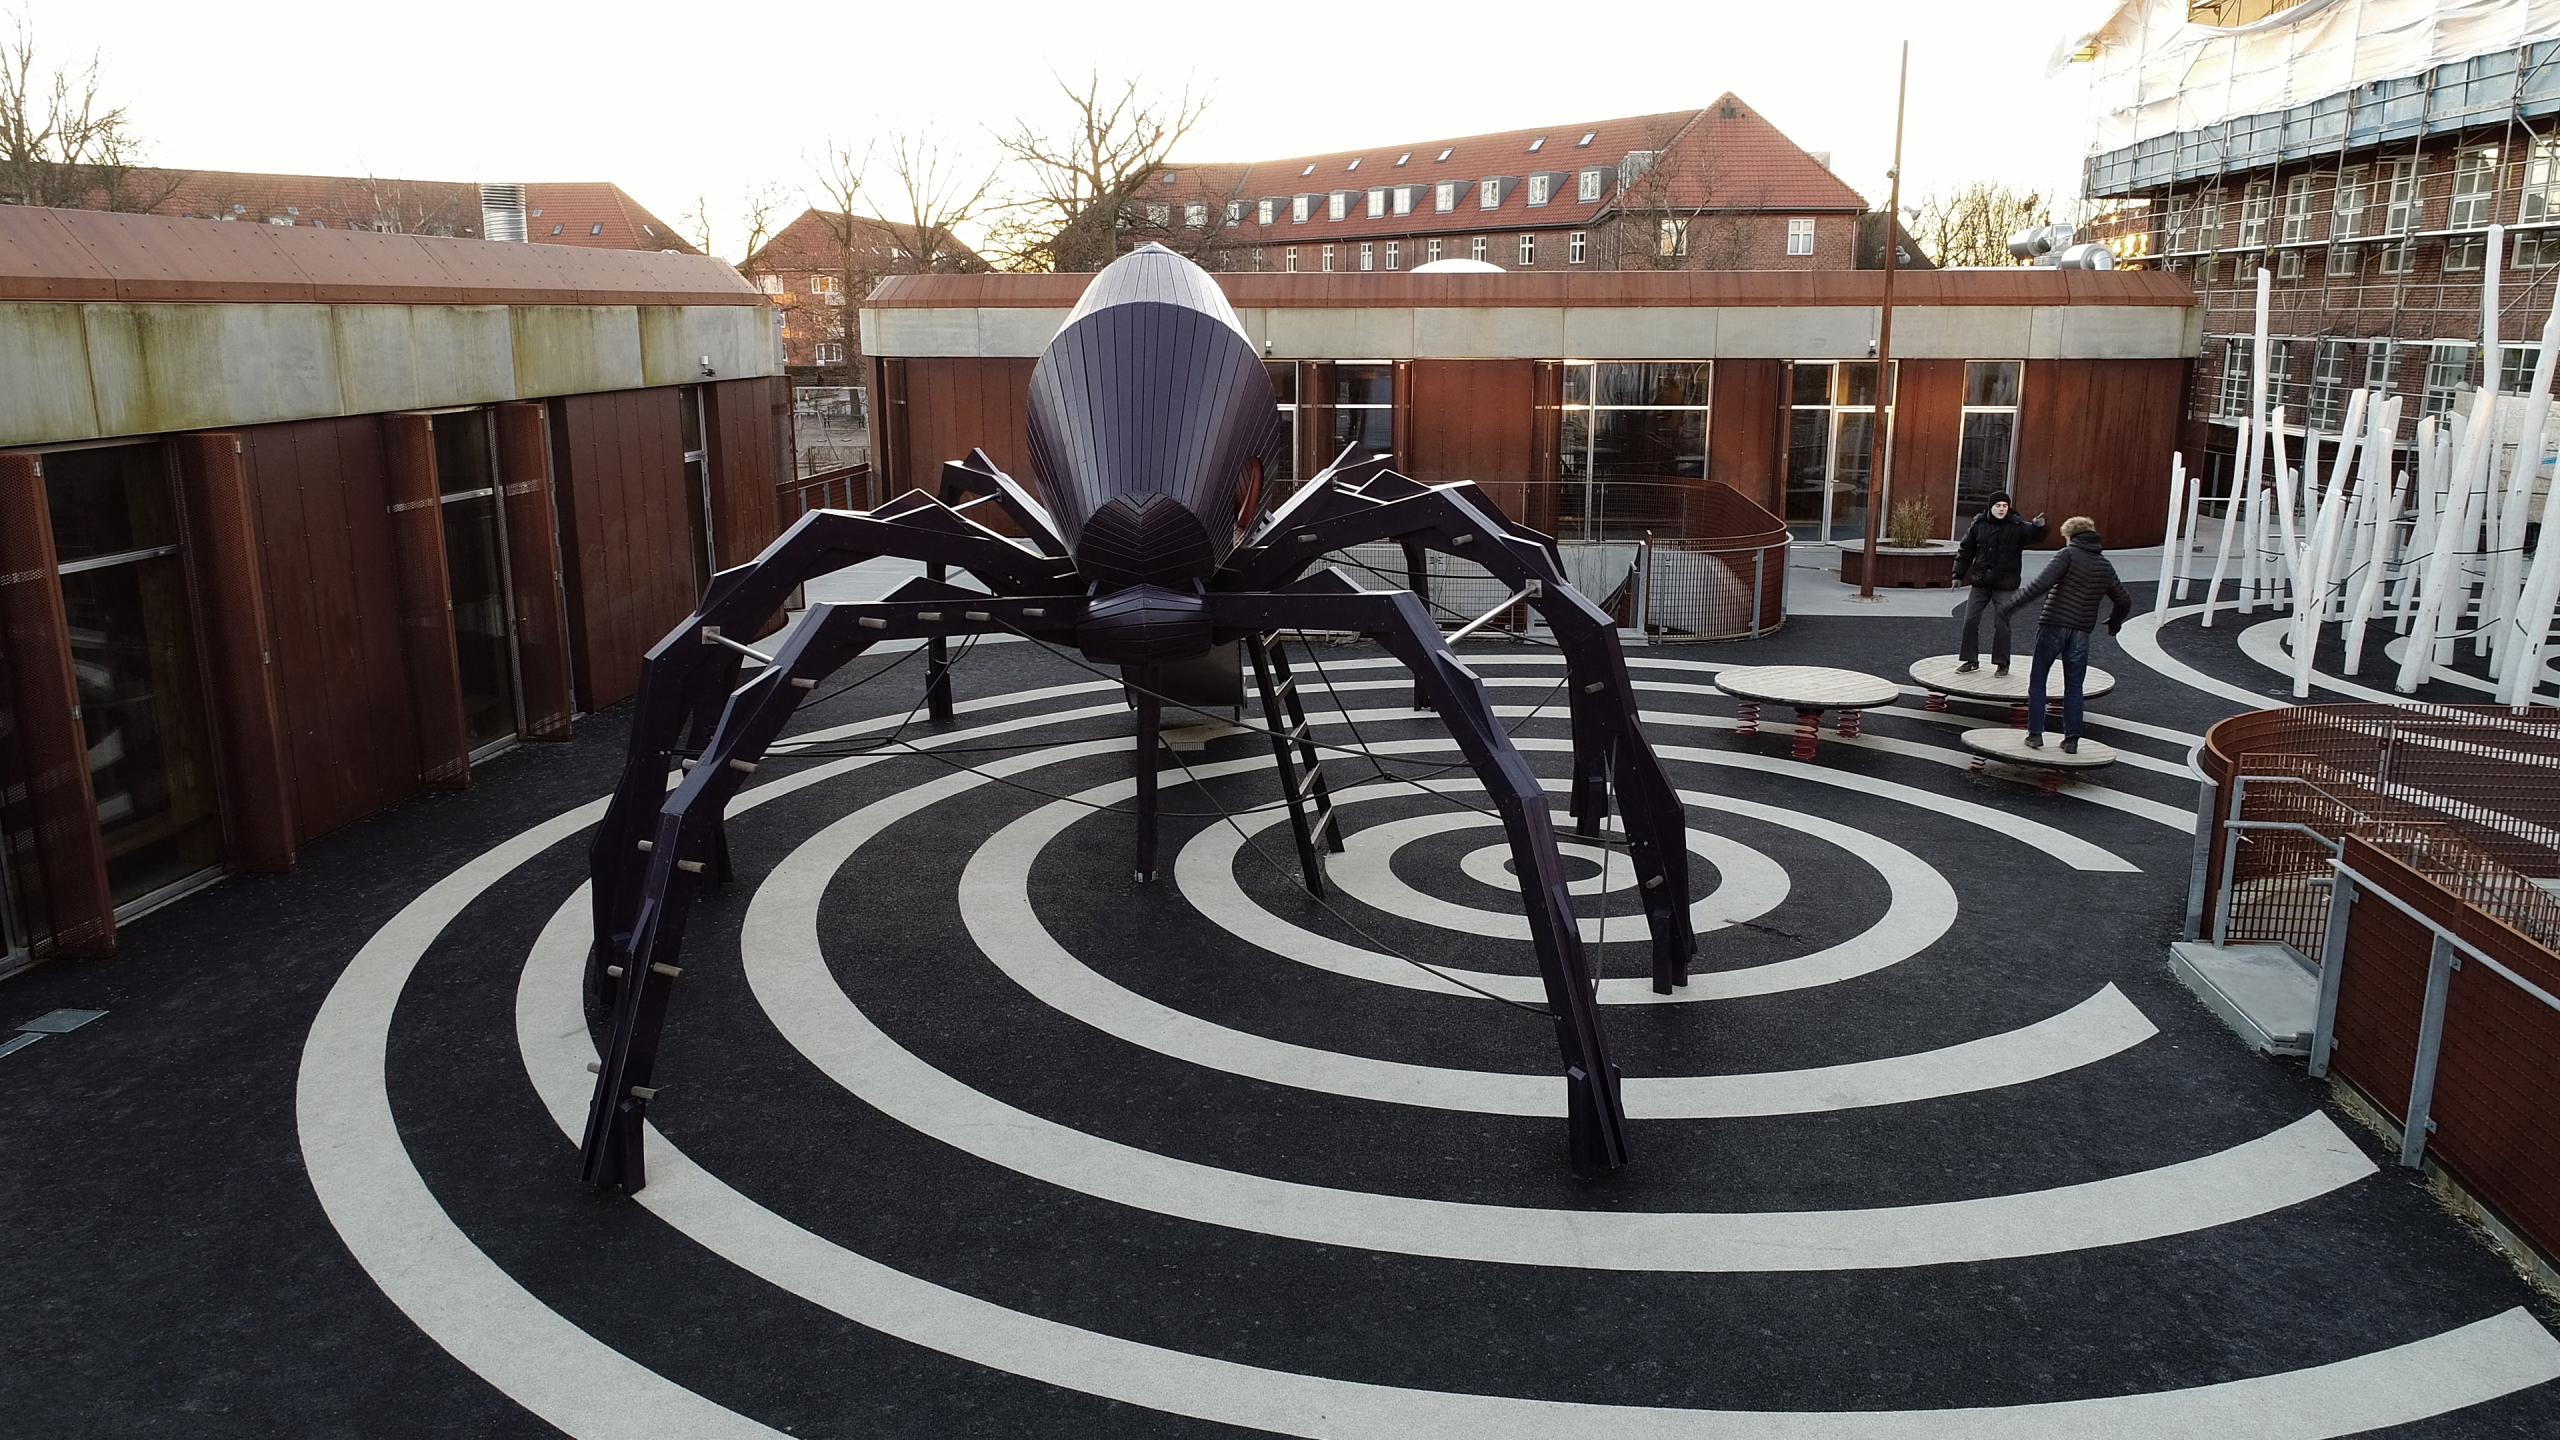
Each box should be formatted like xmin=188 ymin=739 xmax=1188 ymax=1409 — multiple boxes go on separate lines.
xmin=2107 ymin=621 xmax=2123 ymax=636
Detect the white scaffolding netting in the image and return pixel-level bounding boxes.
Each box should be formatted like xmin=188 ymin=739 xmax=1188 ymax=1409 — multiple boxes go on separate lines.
xmin=2072 ymin=0 xmax=2560 ymax=156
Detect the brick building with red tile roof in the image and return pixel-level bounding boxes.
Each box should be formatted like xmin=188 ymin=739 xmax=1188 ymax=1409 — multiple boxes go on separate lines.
xmin=739 ymin=207 xmax=988 ymax=375
xmin=1130 ymin=95 xmax=1874 ymax=275
xmin=72 ymin=166 xmax=697 ymax=252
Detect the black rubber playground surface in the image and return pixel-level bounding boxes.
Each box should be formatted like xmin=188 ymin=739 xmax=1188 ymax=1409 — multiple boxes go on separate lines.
xmin=4 ymin=599 xmax=2558 ymax=1436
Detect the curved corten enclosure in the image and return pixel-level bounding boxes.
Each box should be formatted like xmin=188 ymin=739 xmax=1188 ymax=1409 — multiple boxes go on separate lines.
xmin=573 ymin=243 xmax=1705 ymax=1195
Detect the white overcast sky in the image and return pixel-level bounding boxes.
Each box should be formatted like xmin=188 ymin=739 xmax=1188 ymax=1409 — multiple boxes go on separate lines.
xmin=21 ymin=0 xmax=2109 ymax=260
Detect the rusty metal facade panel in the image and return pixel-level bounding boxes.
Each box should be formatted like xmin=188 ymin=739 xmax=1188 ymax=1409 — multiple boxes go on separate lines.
xmin=0 ymin=453 xmax=116 ymax=957
xmin=496 ymin=404 xmax=575 ymax=741
xmin=547 ymin=391 xmax=699 ymax=711
xmin=382 ymin=413 xmax=470 ymax=788
xmin=0 ymin=205 xmax=763 ymax=308
xmin=703 ymin=378 xmax=786 ymax=568
xmin=866 ymin=268 xmax=2199 ymax=313
xmin=173 ymin=433 xmax=296 ymax=872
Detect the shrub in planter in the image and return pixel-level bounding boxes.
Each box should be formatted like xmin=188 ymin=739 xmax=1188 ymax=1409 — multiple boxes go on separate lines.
xmin=1886 ymin=499 xmax=1937 ymax=550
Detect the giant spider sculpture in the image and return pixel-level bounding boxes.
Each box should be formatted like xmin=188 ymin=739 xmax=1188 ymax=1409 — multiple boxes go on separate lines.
xmin=578 ymin=244 xmax=1697 ymax=1193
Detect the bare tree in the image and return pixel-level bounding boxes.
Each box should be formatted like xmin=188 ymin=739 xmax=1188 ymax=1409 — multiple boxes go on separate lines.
xmin=990 ymin=72 xmax=1210 ymax=273
xmin=0 ymin=14 xmax=176 ymax=211
xmin=877 ymin=131 xmax=996 ymax=274
xmin=353 ymin=176 xmax=475 ymax=236
xmin=681 ymin=180 xmax=790 ymax=263
xmin=1910 ymin=182 xmax=2045 ymax=268
xmin=1596 ymin=118 xmax=1765 ymax=271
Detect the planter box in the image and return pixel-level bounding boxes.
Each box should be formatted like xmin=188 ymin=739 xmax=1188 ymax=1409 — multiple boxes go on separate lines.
xmin=1836 ymin=541 xmax=1959 ymax=589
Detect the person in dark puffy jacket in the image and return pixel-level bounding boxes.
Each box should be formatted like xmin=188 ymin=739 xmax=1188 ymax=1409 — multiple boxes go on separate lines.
xmin=2001 ymin=516 xmax=2133 ymax=754
xmin=1950 ymin=494 xmax=2047 ymax=675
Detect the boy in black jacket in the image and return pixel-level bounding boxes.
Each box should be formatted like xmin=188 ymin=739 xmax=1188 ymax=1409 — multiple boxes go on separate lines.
xmin=2001 ymin=516 xmax=2133 ymax=754
xmin=1950 ymin=494 xmax=2047 ymax=675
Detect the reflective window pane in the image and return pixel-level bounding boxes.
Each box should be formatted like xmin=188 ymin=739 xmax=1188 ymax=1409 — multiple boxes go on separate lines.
xmin=1835 ymin=362 xmax=1880 ymax=409
xmin=1330 ymin=364 xmax=1394 ymax=408
xmin=441 ymin=493 xmax=520 ymax=752
xmin=1595 ymin=362 xmax=1709 ymax=408
xmin=1562 ymin=363 xmax=1592 ymax=406
xmin=43 ymin=445 xmax=179 ymax=563
xmin=680 ymin=387 xmax=704 ymax=455
xmin=1957 ymin=411 xmax=2018 ymax=518
xmin=58 ymin=555 xmax=223 ymax=903
xmin=1264 ymin=361 xmax=1298 ymax=406
xmin=1785 ymin=410 xmax=1829 ymax=526
xmin=1328 ymin=405 xmax=1393 ymax=464
xmin=433 ymin=411 xmax=497 ymax=496
xmin=1963 ymin=360 xmax=2022 ymax=408
xmin=1791 ymin=363 xmax=1832 ymax=407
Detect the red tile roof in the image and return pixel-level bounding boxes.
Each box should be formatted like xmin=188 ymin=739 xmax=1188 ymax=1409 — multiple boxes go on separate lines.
xmin=1147 ymin=95 xmax=1867 ymax=247
xmin=101 ymin=167 xmax=698 ymax=253
xmin=742 ymin=208 xmax=985 ymax=274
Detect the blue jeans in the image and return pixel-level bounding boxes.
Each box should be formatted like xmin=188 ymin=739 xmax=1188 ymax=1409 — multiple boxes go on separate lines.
xmin=2027 ymin=626 xmax=2091 ymax=740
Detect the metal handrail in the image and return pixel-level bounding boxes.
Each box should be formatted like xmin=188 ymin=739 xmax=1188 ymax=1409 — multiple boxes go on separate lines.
xmin=2311 ymin=858 xmax=2560 ymax=1171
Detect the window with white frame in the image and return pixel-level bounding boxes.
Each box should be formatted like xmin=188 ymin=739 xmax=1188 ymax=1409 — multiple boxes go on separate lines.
xmin=1786 ymin=217 xmax=1814 ymax=256
xmin=2216 ymin=338 xmax=2251 ymax=418
xmin=2526 ymin=138 xmax=2560 ymax=224
xmin=2239 ymin=178 xmax=2271 ymax=247
xmin=2278 ymin=248 xmax=2304 ymax=280
xmin=2378 ymin=238 xmax=2415 ymax=274
xmin=1292 ymin=195 xmax=1310 ymax=223
xmin=2446 ymin=235 xmax=2486 ymax=272
xmin=1259 ymin=198 xmax=1276 ymax=225
xmin=2423 ymin=342 xmax=2470 ymax=418
xmin=2365 ymin=339 xmax=2399 ymax=391
xmin=1328 ymin=192 xmax=1347 ymax=221
xmin=1427 ymin=238 xmax=1443 ymax=263
xmin=2499 ymin=345 xmax=2543 ymax=395
xmin=1367 ymin=188 xmax=1385 ymax=218
xmin=1385 ymin=240 xmax=1399 ymax=270
xmin=2199 ymin=191 xmax=2224 ymax=247
xmin=1569 ymin=230 xmax=1586 ymax=264
xmin=1578 ymin=169 xmax=1603 ymax=201
xmin=2308 ymin=340 xmax=2351 ymax=431
xmin=1392 ymin=187 xmax=1412 ymax=216
xmin=1659 ymin=217 xmax=1688 ymax=257
xmin=1321 ymin=244 xmax=1334 ymax=272
xmin=2333 ymin=166 xmax=2369 ymax=238
xmin=1185 ymin=203 xmax=1207 ymax=228
xmin=1472 ymin=236 xmax=1487 ymax=262
xmin=814 ymin=342 xmax=844 ymax=365
xmin=1558 ymin=361 xmax=1711 ymax=540
xmin=2198 ymin=253 xmax=2220 ymax=284
xmin=1225 ymin=201 xmax=1242 ymax=225
xmin=1518 ymin=233 xmax=1535 ymax=265
xmin=1284 ymin=247 xmax=1297 ymax=272
xmin=2384 ymin=159 xmax=2420 ymax=233
xmin=2518 ymin=228 xmax=2560 ymax=269
xmin=1528 ymin=174 xmax=1551 ymax=205
xmin=1955 ymin=361 xmax=2022 ymax=523
xmin=1323 ymin=362 xmax=1396 ymax=466
xmin=2328 ymin=239 xmax=2362 ymax=275
xmin=811 ymin=273 xmax=842 ymax=301
xmin=1146 ymin=203 xmax=1170 ymax=226
xmin=2281 ymin=175 xmax=2314 ymax=244
xmin=1435 ymin=181 xmax=1457 ymax=212
xmin=1480 ymin=178 xmax=1501 ymax=209
xmin=2164 ymin=195 xmax=2191 ymax=252
xmin=2450 ymin=147 xmax=2498 ymax=229
xmin=1619 ymin=151 xmax=1656 ymax=188
xmin=1359 ymin=242 xmax=1373 ymax=271
xmin=755 ymin=273 xmax=783 ymax=295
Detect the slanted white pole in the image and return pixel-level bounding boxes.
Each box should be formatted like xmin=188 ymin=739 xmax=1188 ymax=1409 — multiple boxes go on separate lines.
xmin=2396 ymin=416 xmax=2447 ymax=633
xmin=2255 ymin=272 xmax=2301 ymax=591
xmin=2501 ymin=431 xmax=2560 ymax=708
xmin=2289 ymin=396 xmax=2365 ymax=698
xmin=2155 ymin=453 xmax=2188 ymax=619
xmin=2178 ymin=471 xmax=2206 ymax=601
xmin=2202 ymin=419 xmax=2251 ymax=629
xmin=2487 ymin=292 xmax=2560 ymax=678
xmin=2340 ymin=394 xmax=2400 ymax=674
xmin=2345 ymin=446 xmax=2407 ymax=676
xmin=2400 ymin=390 xmax=2496 ymax=691
xmin=2269 ymin=422 xmax=2295 ymax=608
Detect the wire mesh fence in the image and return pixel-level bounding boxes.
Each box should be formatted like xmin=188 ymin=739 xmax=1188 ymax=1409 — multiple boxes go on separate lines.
xmin=792 ymin=387 xmax=868 ymax=477
xmin=2201 ymin=703 xmax=2560 ymax=954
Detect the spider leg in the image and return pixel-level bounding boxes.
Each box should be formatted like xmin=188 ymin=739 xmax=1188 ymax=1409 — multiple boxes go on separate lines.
xmin=587 ymin=499 xmax=1074 ymax=1005
xmin=1221 ymin=473 xmax=1695 ymax=993
xmin=580 ymin=586 xmax=1082 ymax=1193
xmin=1210 ymin=577 xmax=1630 ymax=1175
xmin=927 ymin=451 xmax=1073 ymax=722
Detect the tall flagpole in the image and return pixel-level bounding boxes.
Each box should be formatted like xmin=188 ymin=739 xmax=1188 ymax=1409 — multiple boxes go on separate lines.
xmin=1858 ymin=39 xmax=1910 ymax=601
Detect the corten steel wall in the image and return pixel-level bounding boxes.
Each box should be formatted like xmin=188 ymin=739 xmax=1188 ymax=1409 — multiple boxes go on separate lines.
xmin=550 ymin=388 xmax=698 ymax=712
xmin=382 ymin=412 xmax=472 ymax=789
xmin=0 ymin=452 xmax=115 ymax=956
xmin=496 ymin=403 xmax=576 ymax=741
xmin=704 ymin=377 xmax=791 ymax=568
xmin=869 ymin=357 xmax=1039 ymax=501
xmin=172 ymin=434 xmax=295 ymax=872
xmin=1884 ymin=360 xmax=1966 ymax=532
xmin=2332 ymin=829 xmax=2560 ymax=1261
xmin=235 ymin=415 xmax=421 ymax=842
xmin=2013 ymin=358 xmax=2189 ymax=545
xmin=1706 ymin=359 xmax=1787 ymax=518
xmin=1405 ymin=361 xmax=1537 ymax=518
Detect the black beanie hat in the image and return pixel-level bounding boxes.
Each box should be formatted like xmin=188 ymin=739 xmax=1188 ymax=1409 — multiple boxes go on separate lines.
xmin=1988 ymin=491 xmax=2012 ymax=507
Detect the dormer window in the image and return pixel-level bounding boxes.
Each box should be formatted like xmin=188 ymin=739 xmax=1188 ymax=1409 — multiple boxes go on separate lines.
xmin=1225 ymin=200 xmax=1244 ymax=224
xmin=1392 ymin=187 xmax=1413 ymax=216
xmin=1480 ymin=178 xmax=1500 ymax=209
xmin=1435 ymin=181 xmax=1457 ymax=212
xmin=1528 ymin=175 xmax=1551 ymax=206
xmin=1528 ymin=137 xmax=1546 ymax=153
xmin=1328 ymin=192 xmax=1348 ymax=221
xmin=1259 ymin=198 xmax=1277 ymax=225
xmin=1578 ymin=169 xmax=1603 ymax=201
xmin=1367 ymin=188 xmax=1385 ymax=217
xmin=1185 ymin=203 xmax=1207 ymax=227
xmin=1293 ymin=195 xmax=1311 ymax=223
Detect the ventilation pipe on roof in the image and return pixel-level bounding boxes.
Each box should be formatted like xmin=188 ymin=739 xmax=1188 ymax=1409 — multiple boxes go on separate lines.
xmin=479 ymin=184 xmax=529 ymax=243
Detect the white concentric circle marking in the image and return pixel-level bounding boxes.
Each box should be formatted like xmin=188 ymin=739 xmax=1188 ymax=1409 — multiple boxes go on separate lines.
xmin=1327 ymin=808 xmax=1788 ymax=940
xmin=291 ymin=683 xmax=2560 ymax=1438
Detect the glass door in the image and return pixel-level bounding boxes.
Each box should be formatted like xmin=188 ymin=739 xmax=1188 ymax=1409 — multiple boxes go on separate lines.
xmin=42 ymin=443 xmax=225 ymax=910
xmin=431 ymin=413 xmax=524 ymax=757
xmin=1784 ymin=361 xmax=1892 ymax=543
xmin=1784 ymin=363 xmax=1834 ymax=538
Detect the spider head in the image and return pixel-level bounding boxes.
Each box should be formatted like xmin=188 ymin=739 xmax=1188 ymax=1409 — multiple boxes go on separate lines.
xmin=1026 ymin=245 xmax=1283 ymax=593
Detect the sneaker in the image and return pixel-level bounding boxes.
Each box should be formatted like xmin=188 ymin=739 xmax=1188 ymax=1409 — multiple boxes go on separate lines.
xmin=1994 ymin=664 xmax=2010 ymax=678
xmin=2061 ymin=737 xmax=2080 ymax=755
xmin=2023 ymin=734 xmax=2044 ymax=749
xmin=1955 ymin=660 xmax=1979 ymax=674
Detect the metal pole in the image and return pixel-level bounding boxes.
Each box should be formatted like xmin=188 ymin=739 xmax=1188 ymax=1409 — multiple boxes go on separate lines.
xmin=2308 ymin=869 xmax=2356 ymax=1079
xmin=1750 ymin=546 xmax=1765 ymax=635
xmin=2183 ymin=778 xmax=2219 ymax=941
xmin=2401 ymin=932 xmax=2459 ymax=1168
xmin=1858 ymin=39 xmax=1910 ymax=602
